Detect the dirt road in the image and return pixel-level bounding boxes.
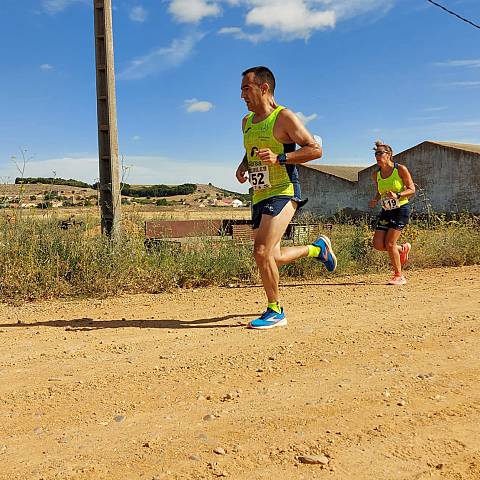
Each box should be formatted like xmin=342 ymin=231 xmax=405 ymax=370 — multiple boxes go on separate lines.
xmin=1 ymin=266 xmax=479 ymax=480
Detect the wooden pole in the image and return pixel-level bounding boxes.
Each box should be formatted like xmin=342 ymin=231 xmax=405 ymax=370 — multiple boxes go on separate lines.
xmin=93 ymin=0 xmax=121 ymax=238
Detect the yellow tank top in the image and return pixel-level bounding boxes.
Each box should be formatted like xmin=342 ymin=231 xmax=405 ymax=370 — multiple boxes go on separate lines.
xmin=243 ymin=106 xmax=295 ymax=204
xmin=376 ymin=163 xmax=408 ymax=208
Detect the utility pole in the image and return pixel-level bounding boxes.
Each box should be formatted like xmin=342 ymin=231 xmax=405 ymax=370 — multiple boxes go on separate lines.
xmin=93 ymin=0 xmax=121 ymax=238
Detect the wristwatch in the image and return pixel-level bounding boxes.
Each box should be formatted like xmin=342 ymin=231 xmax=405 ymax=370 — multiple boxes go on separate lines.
xmin=277 ymin=153 xmax=288 ymax=166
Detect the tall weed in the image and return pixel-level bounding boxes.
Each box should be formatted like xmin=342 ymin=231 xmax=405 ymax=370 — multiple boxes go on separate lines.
xmin=0 ymin=212 xmax=478 ymax=302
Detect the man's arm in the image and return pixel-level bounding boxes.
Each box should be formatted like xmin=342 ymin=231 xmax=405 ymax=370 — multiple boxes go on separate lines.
xmin=236 ymin=115 xmax=250 ymax=183
xmin=278 ymin=109 xmax=322 ymax=163
xmin=236 ymin=153 xmax=248 ymax=184
xmin=257 ymin=109 xmax=322 ymax=165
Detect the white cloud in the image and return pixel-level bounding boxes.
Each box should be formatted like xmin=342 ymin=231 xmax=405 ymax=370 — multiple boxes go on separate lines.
xmin=244 ymin=0 xmax=335 ymax=40
xmin=133 ymin=136 xmax=141 ymax=141
xmin=433 ymin=59 xmax=480 ymax=68
xmin=432 ymin=60 xmax=480 ymax=90
xmin=322 ymin=0 xmax=395 ymax=22
xmin=130 ymin=6 xmax=148 ymax=23
xmin=169 ymin=0 xmax=221 ymax=23
xmin=42 ymin=0 xmax=88 ymax=14
xmin=295 ymin=111 xmax=317 ymax=125
xmin=421 ymin=106 xmax=448 ymax=112
xmin=184 ymin=99 xmax=214 ymax=113
xmin=218 ymin=26 xmax=243 ymax=35
xmin=408 ymin=116 xmax=442 ymax=122
xmin=436 ymin=81 xmax=480 ymax=88
xmin=118 ymin=34 xmax=204 ymax=80
xmin=217 ymin=0 xmax=394 ymax=41
xmin=40 ymin=64 xmax=53 ymax=71
xmin=218 ymin=26 xmax=264 ymax=42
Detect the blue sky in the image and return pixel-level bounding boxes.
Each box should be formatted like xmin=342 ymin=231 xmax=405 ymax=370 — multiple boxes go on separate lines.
xmin=0 ymin=0 xmax=478 ymax=191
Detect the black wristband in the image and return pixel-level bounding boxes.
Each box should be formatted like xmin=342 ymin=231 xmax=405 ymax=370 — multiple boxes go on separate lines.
xmin=277 ymin=153 xmax=287 ymax=166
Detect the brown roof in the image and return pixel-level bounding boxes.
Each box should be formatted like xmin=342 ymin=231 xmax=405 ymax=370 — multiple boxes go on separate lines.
xmin=427 ymin=141 xmax=480 ymax=155
xmin=301 ymin=164 xmax=366 ymax=182
xmin=301 ymin=141 xmax=480 ymax=183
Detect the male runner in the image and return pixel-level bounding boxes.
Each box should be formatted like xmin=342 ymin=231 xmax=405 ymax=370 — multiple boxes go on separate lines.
xmin=236 ymin=66 xmax=336 ymax=330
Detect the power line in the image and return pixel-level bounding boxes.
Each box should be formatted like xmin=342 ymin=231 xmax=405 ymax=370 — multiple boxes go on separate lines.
xmin=426 ymin=0 xmax=480 ymax=30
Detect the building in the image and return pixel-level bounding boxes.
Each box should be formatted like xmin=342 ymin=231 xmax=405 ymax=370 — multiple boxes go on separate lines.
xmin=299 ymin=141 xmax=480 ymax=216
xmin=297 ymin=164 xmax=364 ymax=216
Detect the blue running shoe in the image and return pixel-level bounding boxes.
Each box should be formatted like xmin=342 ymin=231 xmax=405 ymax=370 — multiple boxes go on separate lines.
xmin=248 ymin=308 xmax=287 ymax=330
xmin=312 ymin=235 xmax=337 ymax=272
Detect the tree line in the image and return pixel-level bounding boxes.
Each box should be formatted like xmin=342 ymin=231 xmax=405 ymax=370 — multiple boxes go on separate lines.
xmin=15 ymin=177 xmax=91 ymax=188
xmin=15 ymin=178 xmax=197 ymax=198
xmin=120 ymin=183 xmax=197 ymax=197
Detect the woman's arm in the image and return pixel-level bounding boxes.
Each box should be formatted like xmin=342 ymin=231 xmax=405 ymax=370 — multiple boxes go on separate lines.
xmin=369 ymin=171 xmax=380 ymax=208
xmin=397 ymin=164 xmax=416 ymax=199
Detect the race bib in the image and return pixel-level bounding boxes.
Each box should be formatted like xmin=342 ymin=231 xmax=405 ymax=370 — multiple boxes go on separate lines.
xmin=249 ymin=165 xmax=271 ymax=191
xmin=382 ymin=197 xmax=401 ymax=210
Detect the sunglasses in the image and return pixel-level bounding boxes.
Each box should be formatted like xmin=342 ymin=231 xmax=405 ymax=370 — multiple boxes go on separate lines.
xmin=374 ymin=151 xmax=388 ymax=156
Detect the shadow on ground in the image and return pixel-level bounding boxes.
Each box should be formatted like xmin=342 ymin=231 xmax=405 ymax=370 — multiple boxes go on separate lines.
xmin=231 ymin=280 xmax=377 ymax=289
xmin=0 ymin=313 xmax=256 ymax=331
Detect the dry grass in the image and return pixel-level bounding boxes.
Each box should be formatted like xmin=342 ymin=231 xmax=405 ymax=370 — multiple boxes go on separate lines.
xmin=0 ymin=209 xmax=478 ymax=302
xmin=6 ymin=205 xmax=251 ymax=221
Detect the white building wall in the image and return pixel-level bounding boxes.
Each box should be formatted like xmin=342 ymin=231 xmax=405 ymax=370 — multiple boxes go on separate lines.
xmin=298 ymin=142 xmax=480 ymax=216
xmin=297 ymin=167 xmax=358 ymax=216
xmin=394 ymin=143 xmax=479 ymax=214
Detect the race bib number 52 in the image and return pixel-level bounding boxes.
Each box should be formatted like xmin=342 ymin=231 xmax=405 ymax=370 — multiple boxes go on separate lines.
xmin=381 ymin=197 xmax=400 ymax=210
xmin=249 ymin=166 xmax=271 ymax=191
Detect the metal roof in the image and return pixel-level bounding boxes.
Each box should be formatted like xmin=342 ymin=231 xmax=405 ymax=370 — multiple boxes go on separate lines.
xmin=303 ymin=142 xmax=480 ymax=183
xmin=427 ymin=141 xmax=480 ymax=155
xmin=301 ymin=164 xmax=366 ymax=182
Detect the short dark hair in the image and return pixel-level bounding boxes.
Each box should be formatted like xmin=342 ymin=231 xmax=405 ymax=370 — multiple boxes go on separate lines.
xmin=242 ymin=66 xmax=276 ymax=94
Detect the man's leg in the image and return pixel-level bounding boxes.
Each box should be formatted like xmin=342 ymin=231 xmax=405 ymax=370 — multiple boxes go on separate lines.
xmin=253 ymin=200 xmax=297 ymax=303
xmin=273 ymin=243 xmax=309 ymax=266
xmin=257 ymin=221 xmax=337 ymax=272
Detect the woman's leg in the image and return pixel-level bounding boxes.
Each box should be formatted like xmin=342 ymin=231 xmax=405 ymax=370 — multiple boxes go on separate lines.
xmin=385 ymin=228 xmax=402 ymax=274
xmin=373 ymin=229 xmax=387 ymax=251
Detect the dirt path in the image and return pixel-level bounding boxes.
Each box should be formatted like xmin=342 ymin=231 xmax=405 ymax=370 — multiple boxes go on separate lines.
xmin=1 ymin=266 xmax=479 ymax=480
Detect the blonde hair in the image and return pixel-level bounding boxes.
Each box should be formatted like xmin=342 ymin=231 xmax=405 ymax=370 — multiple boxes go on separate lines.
xmin=374 ymin=140 xmax=393 ymax=157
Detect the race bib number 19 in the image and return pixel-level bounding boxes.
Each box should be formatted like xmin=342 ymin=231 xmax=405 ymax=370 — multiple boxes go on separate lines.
xmin=249 ymin=166 xmax=271 ymax=191
xmin=381 ymin=197 xmax=400 ymax=210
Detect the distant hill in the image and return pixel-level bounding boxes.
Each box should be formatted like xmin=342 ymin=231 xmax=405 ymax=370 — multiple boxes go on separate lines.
xmin=0 ymin=181 xmax=250 ymax=208
xmin=123 ymin=183 xmax=250 ymax=207
xmin=7 ymin=178 xmax=248 ymax=199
